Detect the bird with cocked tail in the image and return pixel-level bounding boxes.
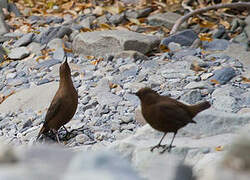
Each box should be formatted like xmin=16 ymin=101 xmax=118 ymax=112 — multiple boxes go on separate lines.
xmin=37 ymin=56 xmax=78 ymax=143
xmin=135 ymin=87 xmax=211 ymax=153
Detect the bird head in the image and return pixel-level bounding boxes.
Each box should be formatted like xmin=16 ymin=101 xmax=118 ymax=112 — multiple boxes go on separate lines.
xmin=59 ymin=55 xmax=71 ymax=79
xmin=135 ymin=87 xmax=158 ymax=100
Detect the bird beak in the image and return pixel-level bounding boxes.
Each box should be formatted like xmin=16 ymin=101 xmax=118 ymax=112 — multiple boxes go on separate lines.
xmin=133 ymin=92 xmax=138 ymax=96
xmin=63 ymin=55 xmax=68 ymax=64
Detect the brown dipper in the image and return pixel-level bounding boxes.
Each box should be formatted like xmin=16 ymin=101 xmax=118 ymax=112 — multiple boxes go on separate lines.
xmin=37 ymin=56 xmax=78 ymax=143
xmin=135 ymin=87 xmax=210 ymax=153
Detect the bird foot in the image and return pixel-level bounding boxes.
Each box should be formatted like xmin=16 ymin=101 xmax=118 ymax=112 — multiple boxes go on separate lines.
xmin=150 ymin=144 xmax=175 ymax=153
xmin=160 ymin=145 xmax=176 ymax=154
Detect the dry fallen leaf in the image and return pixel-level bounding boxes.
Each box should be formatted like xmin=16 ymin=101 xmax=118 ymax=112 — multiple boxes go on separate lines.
xmin=199 ymin=33 xmax=213 ymax=42
xmin=241 ymin=76 xmax=250 ymax=83
xmin=210 ymin=79 xmax=220 ymax=85
xmin=215 ymin=145 xmax=224 ymax=151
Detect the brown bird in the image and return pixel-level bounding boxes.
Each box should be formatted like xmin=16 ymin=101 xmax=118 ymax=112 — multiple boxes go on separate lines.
xmin=135 ymin=87 xmax=210 ymax=153
xmin=37 ymin=56 xmax=78 ymax=143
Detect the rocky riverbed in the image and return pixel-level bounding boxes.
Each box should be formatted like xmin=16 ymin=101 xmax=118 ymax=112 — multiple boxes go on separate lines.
xmin=1 ymin=0 xmax=250 ymax=179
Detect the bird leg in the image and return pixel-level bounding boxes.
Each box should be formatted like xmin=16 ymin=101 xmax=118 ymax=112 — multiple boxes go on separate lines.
xmin=151 ymin=133 xmax=167 ymax=152
xmin=63 ymin=125 xmax=71 ymax=134
xmin=51 ymin=129 xmax=60 ymax=143
xmin=160 ymin=132 xmax=177 ymax=154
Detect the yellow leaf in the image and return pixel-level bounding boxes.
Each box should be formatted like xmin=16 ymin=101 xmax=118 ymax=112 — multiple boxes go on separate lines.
xmin=47 ymin=2 xmax=54 ymax=9
xmin=220 ymin=19 xmax=230 ymax=29
xmin=35 ymin=55 xmax=47 ymax=62
xmin=86 ymin=56 xmax=95 ymax=60
xmin=80 ymin=27 xmax=92 ymax=32
xmin=199 ymin=20 xmax=217 ymax=29
xmin=128 ymin=18 xmax=141 ymax=25
xmin=99 ymin=23 xmax=112 ymax=30
xmin=215 ymin=146 xmax=224 ymax=151
xmin=199 ymin=33 xmax=213 ymax=42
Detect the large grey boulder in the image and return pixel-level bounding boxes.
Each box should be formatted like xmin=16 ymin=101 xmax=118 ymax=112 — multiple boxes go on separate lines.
xmin=0 ymin=144 xmax=142 ymax=180
xmin=200 ymin=126 xmax=250 ymax=180
xmin=73 ymin=30 xmax=160 ymax=57
xmin=0 ymin=82 xmax=59 ymax=113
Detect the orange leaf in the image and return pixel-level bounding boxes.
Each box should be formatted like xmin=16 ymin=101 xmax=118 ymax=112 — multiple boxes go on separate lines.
xmin=35 ymin=55 xmax=47 ymax=62
xmin=242 ymin=76 xmax=250 ymax=83
xmin=199 ymin=33 xmax=213 ymax=42
xmin=159 ymin=44 xmax=170 ymax=52
xmin=210 ymin=79 xmax=220 ymax=84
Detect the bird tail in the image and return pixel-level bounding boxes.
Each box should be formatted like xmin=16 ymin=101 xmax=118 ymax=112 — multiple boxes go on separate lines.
xmin=188 ymin=101 xmax=211 ymax=118
xmin=36 ymin=125 xmax=47 ymax=141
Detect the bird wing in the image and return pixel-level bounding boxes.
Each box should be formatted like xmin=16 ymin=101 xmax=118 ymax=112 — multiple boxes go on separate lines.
xmin=44 ymin=97 xmax=62 ymax=124
xmin=156 ymin=102 xmax=193 ymax=127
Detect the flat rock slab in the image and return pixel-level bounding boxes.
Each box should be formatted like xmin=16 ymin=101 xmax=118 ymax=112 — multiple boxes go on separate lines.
xmin=73 ymin=30 xmax=160 ymax=57
xmin=0 ymin=82 xmax=58 ymax=113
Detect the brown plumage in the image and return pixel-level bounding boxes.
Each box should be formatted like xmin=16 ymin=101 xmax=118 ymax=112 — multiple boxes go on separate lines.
xmin=37 ymin=56 xmax=78 ymax=143
xmin=135 ymin=87 xmax=210 ymax=153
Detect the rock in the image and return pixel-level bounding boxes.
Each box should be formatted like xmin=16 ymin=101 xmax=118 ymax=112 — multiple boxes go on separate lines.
xmin=222 ymin=43 xmax=250 ymax=71
xmin=184 ymin=81 xmax=209 ymax=89
xmin=73 ymin=30 xmax=160 ymax=56
xmin=0 ymin=8 xmax=9 ymax=35
xmin=6 ymin=72 xmax=17 ymax=79
xmin=212 ymin=95 xmax=237 ymax=113
xmin=180 ymin=90 xmax=202 ymax=104
xmin=0 ymin=0 xmax=8 ymax=9
xmin=0 ymin=144 xmax=18 ymax=163
xmin=36 ymin=78 xmax=51 ymax=86
xmin=209 ymin=67 xmax=236 ymax=85
xmin=181 ymin=109 xmax=250 ymax=136
xmin=109 ymin=13 xmax=125 ymax=25
xmin=96 ymin=92 xmax=122 ymax=106
xmin=78 ymin=15 xmax=96 ymax=29
xmin=161 ymin=29 xmax=198 ymax=47
xmin=200 ymin=132 xmax=250 ymax=180
xmin=13 ymin=33 xmax=34 ymax=47
xmin=8 ymin=47 xmax=30 ymax=60
xmin=8 ymin=3 xmax=22 ymax=17
xmin=33 ymin=59 xmax=61 ymax=70
xmin=172 ymin=49 xmax=197 ymax=60
xmin=201 ymin=73 xmax=213 ymax=80
xmin=93 ymin=78 xmax=110 ymax=95
xmin=53 ymin=47 xmax=65 ymax=60
xmin=202 ymin=39 xmax=229 ymax=51
xmin=75 ymin=134 xmax=89 ymax=144
xmin=47 ymin=38 xmax=64 ymax=50
xmin=147 ymin=12 xmax=183 ymax=29
xmin=7 ymin=77 xmax=28 ymax=86
xmin=27 ymin=42 xmax=42 ymax=55
xmin=65 ymin=151 xmax=141 ymax=180
xmin=108 ymin=124 xmax=236 ymax=179
xmin=0 ymin=82 xmax=59 ymax=113
xmin=55 ymin=26 xmax=72 ymax=38
xmin=125 ymin=8 xmax=152 ymax=19
xmin=114 ymin=50 xmax=149 ymax=61
xmin=167 ymin=42 xmax=182 ymax=52
xmin=237 ymin=108 xmax=250 ymax=114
